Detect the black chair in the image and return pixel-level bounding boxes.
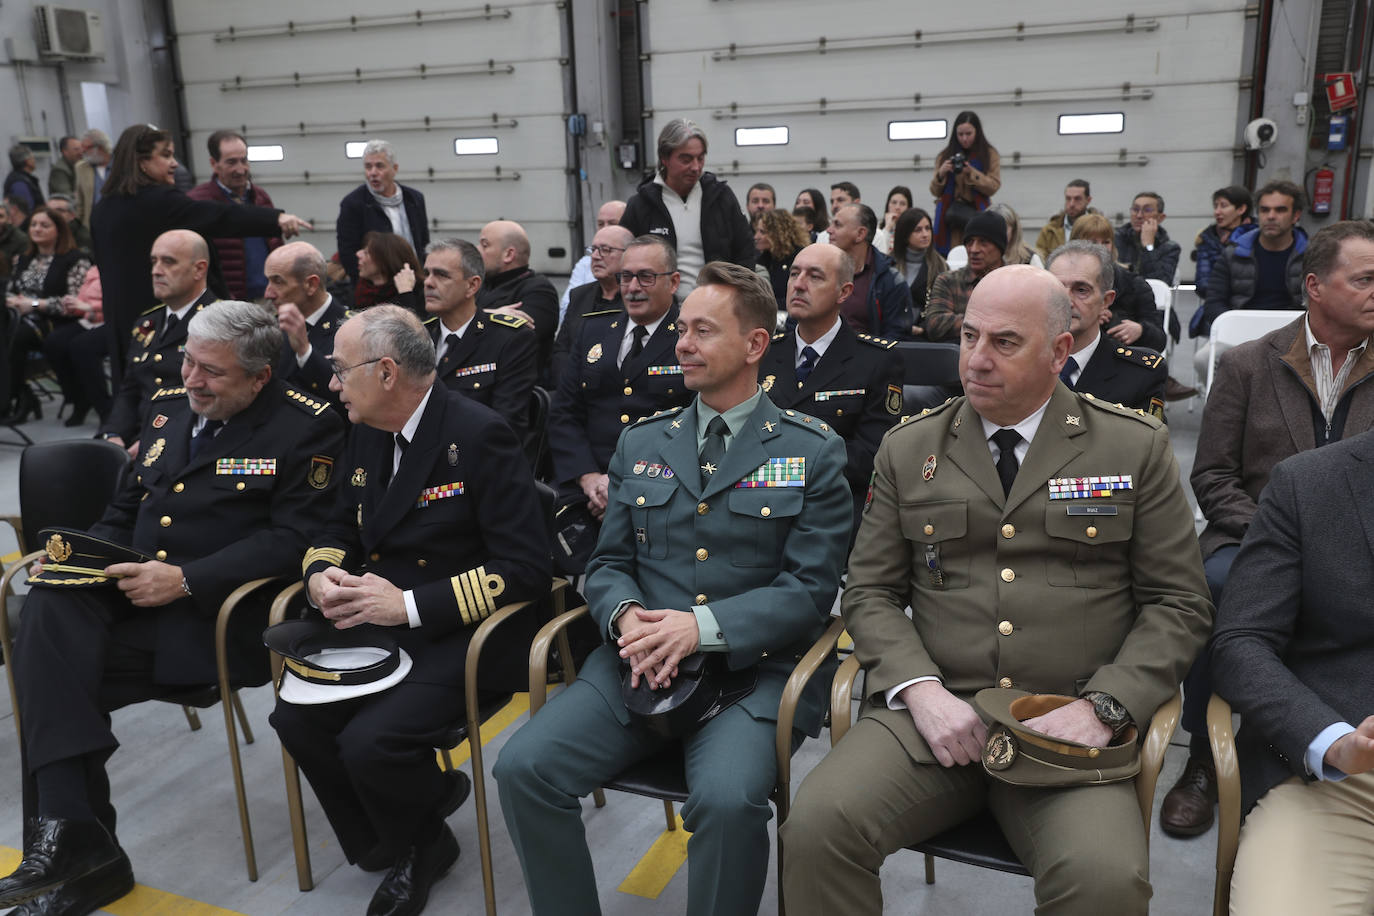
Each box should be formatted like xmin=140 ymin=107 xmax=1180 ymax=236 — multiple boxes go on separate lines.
xmin=895 ymin=341 xmax=962 ymax=413
xmin=828 ymin=655 xmax=1181 ymax=888
xmin=524 ymin=386 xmax=552 ymax=479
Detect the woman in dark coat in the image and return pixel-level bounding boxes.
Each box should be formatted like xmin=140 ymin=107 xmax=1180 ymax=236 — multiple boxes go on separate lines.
xmin=90 ymin=124 xmax=310 ymax=385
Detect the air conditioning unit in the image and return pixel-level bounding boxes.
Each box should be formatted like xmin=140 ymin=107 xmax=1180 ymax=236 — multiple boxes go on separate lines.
xmin=33 ymin=5 xmax=105 ymax=61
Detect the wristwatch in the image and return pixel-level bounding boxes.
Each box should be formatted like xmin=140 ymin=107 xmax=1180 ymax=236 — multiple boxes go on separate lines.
xmin=1084 ymin=691 xmax=1133 ymax=739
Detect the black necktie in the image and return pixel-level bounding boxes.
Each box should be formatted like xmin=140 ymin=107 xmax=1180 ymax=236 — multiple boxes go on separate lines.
xmin=189 ymin=419 xmax=223 ymax=461
xmin=441 ymin=333 xmax=458 ymax=364
xmin=991 ymin=428 xmax=1021 ymax=497
xmin=796 ymin=345 xmax=819 ymax=386
xmin=385 ymin=432 xmax=409 ymax=488
xmin=161 ymin=312 xmax=180 ymax=343
xmin=1059 ymin=356 xmax=1079 ymax=387
xmin=699 ymin=416 xmax=729 ymax=486
xmin=626 ymin=325 xmax=648 ymax=364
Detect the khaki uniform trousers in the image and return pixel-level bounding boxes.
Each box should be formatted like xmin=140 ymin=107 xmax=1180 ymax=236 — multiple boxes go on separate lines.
xmin=781 ymin=717 xmax=1151 ymax=915
xmin=1231 ymin=770 xmax=1374 ymax=915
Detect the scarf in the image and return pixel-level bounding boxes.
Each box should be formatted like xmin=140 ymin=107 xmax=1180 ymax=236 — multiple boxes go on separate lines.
xmin=368 ymin=186 xmax=412 ymax=245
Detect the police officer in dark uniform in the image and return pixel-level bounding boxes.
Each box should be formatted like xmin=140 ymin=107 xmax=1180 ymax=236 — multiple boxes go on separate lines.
xmin=99 ymin=229 xmax=217 ymax=448
xmin=422 ymin=238 xmax=537 ymax=440
xmin=548 ymin=235 xmax=694 ymax=519
xmin=552 ymin=225 xmax=632 ymax=387
xmin=1047 ymin=240 xmax=1168 ymax=420
xmin=270 ymin=305 xmax=549 ymax=916
xmin=0 ymin=301 xmax=344 ymax=915
xmin=265 ymin=240 xmax=349 ymax=413
xmin=758 ymin=242 xmax=904 ymax=523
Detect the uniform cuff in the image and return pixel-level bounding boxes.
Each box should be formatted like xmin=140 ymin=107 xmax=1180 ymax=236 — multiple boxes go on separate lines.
xmin=295 ymin=343 xmax=312 ymax=368
xmin=693 ymin=605 xmax=727 ymax=652
xmin=1307 ymin=722 xmax=1357 ymax=781
xmin=885 ymin=676 xmax=941 ymax=710
xmin=403 ymin=589 xmax=421 ymax=628
xmin=609 ymin=598 xmax=640 ymax=640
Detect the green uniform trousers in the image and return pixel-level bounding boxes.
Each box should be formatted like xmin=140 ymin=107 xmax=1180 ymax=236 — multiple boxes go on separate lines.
xmin=781 ymin=718 xmax=1151 ymax=915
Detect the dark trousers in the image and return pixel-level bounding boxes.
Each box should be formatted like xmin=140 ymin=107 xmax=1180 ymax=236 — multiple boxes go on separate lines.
xmin=269 ymin=679 xmax=463 ymax=863
xmin=1180 ymin=544 xmax=1240 ymax=749
xmin=43 ymin=321 xmax=110 ymax=417
xmin=14 ymin=588 xmax=173 ymax=837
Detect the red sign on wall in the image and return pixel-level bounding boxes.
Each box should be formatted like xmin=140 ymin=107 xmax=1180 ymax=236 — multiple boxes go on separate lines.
xmin=1326 ymin=73 xmax=1358 ymax=112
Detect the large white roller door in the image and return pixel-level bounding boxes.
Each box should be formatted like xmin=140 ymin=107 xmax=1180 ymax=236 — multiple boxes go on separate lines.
xmin=640 ymin=1 xmax=1249 ymax=274
xmin=168 ymin=1 xmax=576 ymax=273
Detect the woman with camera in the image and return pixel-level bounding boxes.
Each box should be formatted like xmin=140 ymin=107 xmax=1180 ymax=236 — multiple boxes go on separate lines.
xmin=928 ymin=110 xmax=1001 ymax=255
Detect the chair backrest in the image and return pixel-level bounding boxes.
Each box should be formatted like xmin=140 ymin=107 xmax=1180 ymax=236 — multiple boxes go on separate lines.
xmin=1145 ymin=278 xmax=1172 ymax=311
xmin=895 ymin=341 xmax=962 ymax=388
xmin=1205 ymin=309 xmax=1305 ymax=394
xmin=18 ymin=438 xmax=131 ymax=553
xmin=946 ymin=245 xmax=968 ymax=270
xmin=523 ymin=386 xmax=552 ymax=473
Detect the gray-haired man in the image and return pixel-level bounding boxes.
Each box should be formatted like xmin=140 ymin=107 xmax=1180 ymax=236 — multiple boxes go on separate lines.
xmin=337 ymin=139 xmax=430 ymax=285
xmin=0 ymin=301 xmax=345 ymax=915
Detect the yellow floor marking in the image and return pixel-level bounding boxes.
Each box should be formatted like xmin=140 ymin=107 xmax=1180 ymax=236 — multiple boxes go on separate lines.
xmin=838 ymin=630 xmax=853 ymax=651
xmin=617 ymin=813 xmax=690 ymax=899
xmin=1 ymin=551 xmax=19 ymax=566
xmin=434 ymin=693 xmax=530 ymax=769
xmin=0 ymin=847 xmax=247 ymax=916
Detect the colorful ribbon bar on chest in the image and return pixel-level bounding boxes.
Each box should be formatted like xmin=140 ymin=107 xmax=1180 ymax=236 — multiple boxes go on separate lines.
xmin=813 ymin=388 xmax=865 ymax=401
xmin=453 ymin=362 xmax=495 ymax=378
xmin=1047 ymin=475 xmax=1133 ymax=500
xmin=646 ymin=365 xmax=683 ymax=376
xmin=736 ymin=457 xmax=806 ymax=488
xmin=216 ymin=458 xmax=277 ymax=475
xmin=417 ymin=482 xmax=464 ymax=507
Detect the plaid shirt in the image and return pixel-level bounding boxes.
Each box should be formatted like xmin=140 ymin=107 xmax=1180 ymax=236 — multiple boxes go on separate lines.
xmin=922 ymin=266 xmax=986 ymax=343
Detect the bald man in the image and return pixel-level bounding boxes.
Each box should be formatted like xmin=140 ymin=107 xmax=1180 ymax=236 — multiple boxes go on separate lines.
xmin=100 ymin=229 xmax=218 ymax=448
xmin=559 ymin=200 xmax=627 ymax=322
xmin=476 ymin=219 xmax=559 ymax=383
xmin=553 ymin=224 xmax=634 ymax=385
xmin=782 ymin=265 xmax=1212 ymax=915
xmin=264 ymin=241 xmax=349 ymax=409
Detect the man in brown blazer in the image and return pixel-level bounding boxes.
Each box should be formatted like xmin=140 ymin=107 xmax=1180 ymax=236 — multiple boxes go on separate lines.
xmin=1162 ymin=219 xmax=1374 ymax=836
xmin=781 ymin=265 xmax=1212 ymax=915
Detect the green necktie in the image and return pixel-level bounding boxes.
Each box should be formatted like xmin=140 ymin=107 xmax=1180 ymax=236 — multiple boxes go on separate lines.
xmin=699 ymin=416 xmax=729 ymax=487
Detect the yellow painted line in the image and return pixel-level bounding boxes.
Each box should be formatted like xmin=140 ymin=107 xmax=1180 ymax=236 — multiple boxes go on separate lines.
xmin=838 ymin=630 xmax=853 ymax=651
xmin=617 ymin=813 xmax=690 ymax=899
xmin=435 ymin=693 xmax=530 ymax=769
xmin=0 ymin=847 xmax=247 ymax=916
xmin=1 ymin=551 xmax=19 ymax=566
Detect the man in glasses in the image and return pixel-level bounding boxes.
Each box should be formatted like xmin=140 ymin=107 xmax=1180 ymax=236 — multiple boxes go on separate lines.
xmin=422 ymin=238 xmax=537 ymax=439
xmin=1114 ymin=191 xmax=1181 ymax=284
xmin=552 ymin=224 xmax=633 ymax=386
xmin=549 ymin=235 xmax=694 ymax=525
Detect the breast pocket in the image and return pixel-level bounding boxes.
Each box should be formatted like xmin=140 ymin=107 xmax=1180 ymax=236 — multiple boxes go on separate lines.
xmin=813 ymin=392 xmax=864 ymax=427
xmin=727 ymin=488 xmax=804 ymax=567
xmin=211 ymin=474 xmax=275 ymax=496
xmin=616 ymin=481 xmax=676 ymax=559
xmin=898 ymin=498 xmax=970 ymax=589
xmin=1044 ymin=502 xmax=1135 ymax=588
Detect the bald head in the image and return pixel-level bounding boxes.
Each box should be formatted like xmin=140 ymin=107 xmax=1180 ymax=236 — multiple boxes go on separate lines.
xmin=150 ymin=230 xmax=210 ymax=309
xmin=264 ymin=241 xmax=329 ymax=313
xmin=157 ymin=229 xmax=209 ymax=263
xmin=479 ymin=220 xmax=530 ymax=273
xmin=597 ymin=200 xmax=626 ymax=229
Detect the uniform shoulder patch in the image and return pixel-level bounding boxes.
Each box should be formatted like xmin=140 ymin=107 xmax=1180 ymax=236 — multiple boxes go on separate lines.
xmin=1110 ymin=345 xmax=1166 ymax=371
xmin=423 ymin=315 xmax=439 ymax=326
xmin=856 ymin=332 xmax=899 ymax=350
xmin=1080 ymin=393 xmax=1162 ymax=427
xmin=138 ymin=303 xmax=166 ymax=318
xmin=629 ymin=405 xmax=684 ymax=429
xmin=488 ymin=312 xmax=529 ymax=329
xmin=772 ymin=331 xmax=787 ymax=342
xmin=897 ymin=397 xmax=958 ymax=426
xmin=779 ymin=409 xmax=837 ymax=437
xmin=284 ymin=387 xmax=331 ymax=417
xmin=150 ymin=386 xmax=186 ymax=401
xmin=580 ymin=307 xmax=622 ymax=319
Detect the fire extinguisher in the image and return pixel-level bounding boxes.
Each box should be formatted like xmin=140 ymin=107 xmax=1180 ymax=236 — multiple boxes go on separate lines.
xmin=1312 ymin=168 xmax=1335 ymax=215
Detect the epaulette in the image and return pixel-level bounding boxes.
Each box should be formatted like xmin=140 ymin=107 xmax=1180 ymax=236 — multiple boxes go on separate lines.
xmin=1078 ymin=391 xmax=1161 ymax=427
xmin=150 ymin=386 xmax=186 ymax=401
xmin=488 ymin=312 xmax=529 ymax=329
xmin=772 ymin=331 xmax=786 ymax=342
xmin=581 ymin=307 xmax=622 ymax=319
xmin=896 ymin=397 xmax=958 ymax=426
xmin=284 ymin=387 xmax=331 ymax=417
xmin=423 ymin=315 xmax=439 ymax=326
xmin=630 ymin=404 xmax=685 ymax=429
xmin=1110 ymin=345 xmax=1165 ymax=371
xmin=139 ymin=303 xmax=166 ymax=317
xmin=856 ymin=332 xmax=899 ymax=350
xmin=779 ymin=409 xmax=838 ymax=437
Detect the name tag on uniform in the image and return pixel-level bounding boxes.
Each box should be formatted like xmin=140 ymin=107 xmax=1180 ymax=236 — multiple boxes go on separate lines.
xmin=646 ymin=365 xmax=683 ymax=376
xmin=216 ymin=458 xmax=277 ymax=475
xmin=735 ymin=457 xmax=806 ymax=488
xmin=417 ymin=482 xmax=464 ymax=507
xmin=1066 ymin=505 xmax=1119 ymax=516
xmin=454 ymin=363 xmax=495 ymax=378
xmin=813 ymin=388 xmax=865 ymax=401
xmin=1047 ymin=476 xmax=1132 ymax=500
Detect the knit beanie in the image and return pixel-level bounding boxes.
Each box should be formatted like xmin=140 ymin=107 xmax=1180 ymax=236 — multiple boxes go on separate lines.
xmin=962 ymin=210 xmax=1008 ymax=253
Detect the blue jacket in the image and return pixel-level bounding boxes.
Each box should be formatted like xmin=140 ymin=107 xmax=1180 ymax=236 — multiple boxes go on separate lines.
xmin=862 ymin=247 xmax=915 ymax=341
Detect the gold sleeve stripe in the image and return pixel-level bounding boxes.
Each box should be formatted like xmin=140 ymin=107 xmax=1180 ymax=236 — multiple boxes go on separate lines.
xmin=302 ymin=547 xmax=346 ymax=574
xmin=449 ymin=565 xmax=506 ymax=625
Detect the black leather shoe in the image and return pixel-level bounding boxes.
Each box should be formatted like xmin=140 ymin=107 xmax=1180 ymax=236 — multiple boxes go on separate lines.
xmin=356 ymin=771 xmax=472 ymax=873
xmin=366 ymin=825 xmax=459 ymax=916
xmin=4 ymin=849 xmax=133 ymax=915
xmin=0 ymin=818 xmax=124 ymax=908
xmin=1160 ymin=754 xmax=1218 ymax=837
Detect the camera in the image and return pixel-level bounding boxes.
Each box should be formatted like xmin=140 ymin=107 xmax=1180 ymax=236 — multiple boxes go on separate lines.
xmin=950 ymin=152 xmax=967 ymax=175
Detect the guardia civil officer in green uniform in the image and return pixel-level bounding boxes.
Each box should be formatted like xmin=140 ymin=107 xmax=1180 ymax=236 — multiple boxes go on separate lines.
xmin=496 ymin=262 xmax=853 ymax=916
xmin=781 ymin=265 xmax=1213 ymax=915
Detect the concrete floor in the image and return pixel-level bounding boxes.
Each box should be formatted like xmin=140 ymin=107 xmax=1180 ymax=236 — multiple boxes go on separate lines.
xmin=0 ymin=291 xmax=1226 ymax=915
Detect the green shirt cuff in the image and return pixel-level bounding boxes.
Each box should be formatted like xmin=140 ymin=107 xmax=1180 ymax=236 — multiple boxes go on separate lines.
xmin=693 ymin=605 xmax=728 ymax=651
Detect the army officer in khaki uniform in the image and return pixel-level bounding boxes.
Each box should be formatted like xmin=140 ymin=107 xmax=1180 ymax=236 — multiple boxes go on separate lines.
xmin=781 ymin=265 xmax=1213 ymax=915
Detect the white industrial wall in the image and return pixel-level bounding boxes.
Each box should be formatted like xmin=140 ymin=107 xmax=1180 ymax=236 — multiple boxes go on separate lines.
xmin=638 ymin=0 xmax=1251 ymax=277
xmin=168 ymin=0 xmax=577 ymax=272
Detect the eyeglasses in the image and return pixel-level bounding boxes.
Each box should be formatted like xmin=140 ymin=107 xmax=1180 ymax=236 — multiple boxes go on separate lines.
xmin=586 ymin=244 xmax=625 ymax=257
xmin=329 ymin=357 xmax=381 ymax=383
xmin=616 ymin=270 xmax=675 ymax=288
xmin=1129 ymin=205 xmax=1159 ymax=216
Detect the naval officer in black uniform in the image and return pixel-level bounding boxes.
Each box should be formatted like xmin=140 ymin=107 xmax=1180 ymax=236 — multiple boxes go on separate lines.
xmin=265 ymin=240 xmax=349 ymax=413
xmin=270 ymin=304 xmax=549 ymax=916
xmin=1046 ymin=240 xmax=1168 ymax=420
xmin=548 ymin=235 xmax=695 ymax=519
xmin=0 ymin=300 xmax=344 ymax=915
xmin=758 ymin=242 xmax=904 ymax=523
xmin=422 ymin=238 xmax=537 ymax=440
xmin=99 ymin=229 xmax=217 ymax=449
